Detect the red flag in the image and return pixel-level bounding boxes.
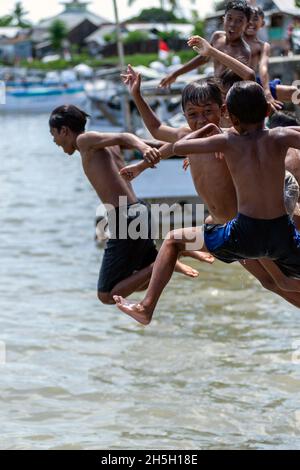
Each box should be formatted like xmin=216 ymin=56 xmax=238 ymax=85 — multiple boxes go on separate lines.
xmin=158 ymin=39 xmax=170 ymax=60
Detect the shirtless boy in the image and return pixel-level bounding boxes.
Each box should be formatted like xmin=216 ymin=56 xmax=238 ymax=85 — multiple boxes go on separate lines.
xmin=49 ymin=105 xmax=203 ymax=306
xmin=159 ymin=1 xmax=253 ymax=87
xmin=244 ymin=6 xmax=297 ymax=109
xmin=114 ymin=82 xmax=300 ymax=324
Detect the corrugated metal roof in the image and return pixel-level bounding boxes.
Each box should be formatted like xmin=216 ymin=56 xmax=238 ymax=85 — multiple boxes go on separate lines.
xmin=272 ymin=0 xmax=300 ymax=15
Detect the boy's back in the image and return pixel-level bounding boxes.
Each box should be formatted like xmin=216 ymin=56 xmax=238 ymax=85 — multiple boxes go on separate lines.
xmin=224 ymin=128 xmax=287 ymax=218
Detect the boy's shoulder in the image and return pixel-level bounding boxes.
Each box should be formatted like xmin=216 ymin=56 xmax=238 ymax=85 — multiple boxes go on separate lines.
xmin=211 ymin=30 xmax=226 ymax=44
xmin=76 ymin=131 xmax=100 ymax=150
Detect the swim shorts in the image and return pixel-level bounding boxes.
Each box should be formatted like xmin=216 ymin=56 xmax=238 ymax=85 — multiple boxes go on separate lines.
xmin=204 ymin=212 xmax=300 ymax=278
xmin=256 ymin=76 xmax=281 ymax=100
xmin=98 ymin=201 xmax=158 ymax=293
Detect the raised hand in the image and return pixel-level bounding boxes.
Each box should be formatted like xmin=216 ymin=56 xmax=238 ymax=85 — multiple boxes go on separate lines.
xmin=159 ymin=73 xmax=176 ymax=89
xmin=120 ymin=64 xmax=141 ymax=96
xmin=187 ymin=35 xmax=211 ymax=57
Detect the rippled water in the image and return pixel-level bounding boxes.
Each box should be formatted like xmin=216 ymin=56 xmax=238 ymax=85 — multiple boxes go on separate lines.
xmin=0 ymin=114 xmax=300 ymax=450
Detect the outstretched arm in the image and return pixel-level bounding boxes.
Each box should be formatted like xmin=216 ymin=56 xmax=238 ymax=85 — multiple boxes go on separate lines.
xmin=173 ymin=133 xmax=227 ymax=156
xmin=77 ymin=131 xmax=160 ymax=157
xmin=159 ymin=55 xmax=208 ymax=88
xmin=120 ymin=142 xmax=175 ymax=182
xmin=188 ymin=36 xmax=255 ymax=81
xmin=121 ymin=65 xmax=188 ymax=142
xmin=259 ymin=42 xmax=283 ymax=111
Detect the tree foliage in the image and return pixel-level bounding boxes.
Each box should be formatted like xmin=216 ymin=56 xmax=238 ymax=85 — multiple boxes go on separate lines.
xmin=128 ymin=7 xmax=185 ymax=23
xmin=49 ymin=20 xmax=68 ymax=52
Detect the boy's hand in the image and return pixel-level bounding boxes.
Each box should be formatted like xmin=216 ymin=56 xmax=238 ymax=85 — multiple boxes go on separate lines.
xmin=143 ymin=147 xmax=161 ymax=166
xmin=183 ymin=157 xmax=190 ymax=171
xmin=120 ymin=164 xmax=143 ymax=182
xmin=121 ymin=64 xmax=141 ymax=96
xmin=159 ymin=72 xmax=176 ymax=89
xmin=187 ymin=36 xmax=211 ymax=57
xmin=265 ymin=93 xmax=283 ymax=112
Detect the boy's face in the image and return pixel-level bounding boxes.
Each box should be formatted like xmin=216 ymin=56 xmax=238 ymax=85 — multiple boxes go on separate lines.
xmin=224 ymin=9 xmax=248 ymax=41
xmin=183 ymin=100 xmax=222 ymax=131
xmin=50 ymin=126 xmax=77 ymax=155
xmin=245 ymin=12 xmax=264 ymax=36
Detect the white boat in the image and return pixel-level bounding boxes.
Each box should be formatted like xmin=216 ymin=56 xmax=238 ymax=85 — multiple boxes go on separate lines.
xmin=0 ymin=81 xmax=87 ymax=113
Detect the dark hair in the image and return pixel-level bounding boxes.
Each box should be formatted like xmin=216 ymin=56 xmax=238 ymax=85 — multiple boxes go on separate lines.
xmin=225 ymin=1 xmax=252 ymax=22
xmin=268 ymin=111 xmax=300 ymax=128
xmin=219 ymin=69 xmax=243 ymax=93
xmin=226 ymin=81 xmax=268 ymax=123
xmin=250 ymin=5 xmax=265 ymax=20
xmin=49 ymin=104 xmax=90 ymax=133
xmin=182 ymin=78 xmax=223 ymax=111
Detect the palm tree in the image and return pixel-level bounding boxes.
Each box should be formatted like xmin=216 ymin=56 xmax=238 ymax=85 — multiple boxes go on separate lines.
xmin=11 ymin=2 xmax=31 ymax=28
xmin=49 ymin=20 xmax=68 ymax=53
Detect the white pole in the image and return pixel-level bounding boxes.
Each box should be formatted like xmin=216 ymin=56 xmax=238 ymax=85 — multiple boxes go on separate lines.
xmin=112 ymin=0 xmax=132 ymax=131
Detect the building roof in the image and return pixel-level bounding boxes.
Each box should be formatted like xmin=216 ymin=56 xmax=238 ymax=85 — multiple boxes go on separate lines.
xmin=0 ymin=27 xmax=23 ymax=39
xmin=37 ymin=0 xmax=109 ymax=30
xmin=85 ymin=25 xmax=117 ymax=44
xmin=272 ymin=0 xmax=300 ymax=16
xmin=125 ymin=22 xmax=194 ymax=36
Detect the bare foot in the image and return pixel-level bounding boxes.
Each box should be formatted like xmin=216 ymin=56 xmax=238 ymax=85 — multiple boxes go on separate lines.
xmin=182 ymin=250 xmax=215 ymax=265
xmin=113 ymin=295 xmax=153 ymax=325
xmin=175 ymin=260 xmax=199 ymax=278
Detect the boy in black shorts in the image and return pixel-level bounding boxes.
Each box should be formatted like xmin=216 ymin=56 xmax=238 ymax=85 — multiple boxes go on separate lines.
xmin=49 ymin=105 xmax=203 ymax=305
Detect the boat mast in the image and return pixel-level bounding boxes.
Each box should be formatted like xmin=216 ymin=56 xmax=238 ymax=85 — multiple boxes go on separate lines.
xmin=112 ymin=0 xmax=132 ymax=131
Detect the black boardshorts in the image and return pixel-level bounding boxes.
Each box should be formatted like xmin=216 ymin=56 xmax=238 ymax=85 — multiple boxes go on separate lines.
xmin=98 ymin=201 xmax=158 ymax=293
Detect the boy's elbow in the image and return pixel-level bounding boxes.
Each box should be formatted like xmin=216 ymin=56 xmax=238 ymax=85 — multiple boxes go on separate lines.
xmin=246 ymin=70 xmax=256 ymax=81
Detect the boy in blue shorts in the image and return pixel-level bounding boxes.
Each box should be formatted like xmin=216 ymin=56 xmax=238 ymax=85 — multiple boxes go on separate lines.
xmin=114 ymin=82 xmax=300 ymax=324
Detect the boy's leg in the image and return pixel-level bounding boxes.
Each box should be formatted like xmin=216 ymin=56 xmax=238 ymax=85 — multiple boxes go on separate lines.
xmin=114 ymin=226 xmax=205 ymax=324
xmin=276 ymin=84 xmax=297 ymax=103
xmin=241 ymin=259 xmax=300 ymax=307
xmin=259 ymin=258 xmax=300 ymax=293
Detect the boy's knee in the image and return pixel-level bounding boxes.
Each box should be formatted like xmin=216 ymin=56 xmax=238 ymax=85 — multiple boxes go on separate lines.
xmin=97 ymin=291 xmax=115 ymax=305
xmin=166 ymin=230 xmax=185 ymax=250
xmin=260 ymin=277 xmax=278 ymax=293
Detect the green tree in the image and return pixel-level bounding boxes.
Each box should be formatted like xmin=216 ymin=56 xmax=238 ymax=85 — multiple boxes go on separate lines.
xmin=11 ymin=2 xmax=31 ymax=28
xmin=296 ymin=0 xmax=300 ymax=8
xmin=0 ymin=15 xmax=13 ymax=26
xmin=215 ymin=0 xmax=227 ymax=11
xmin=129 ymin=7 xmax=183 ymax=23
xmin=49 ymin=20 xmax=68 ymax=52
xmin=124 ymin=30 xmax=149 ymax=44
xmin=193 ymin=20 xmax=205 ymax=37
